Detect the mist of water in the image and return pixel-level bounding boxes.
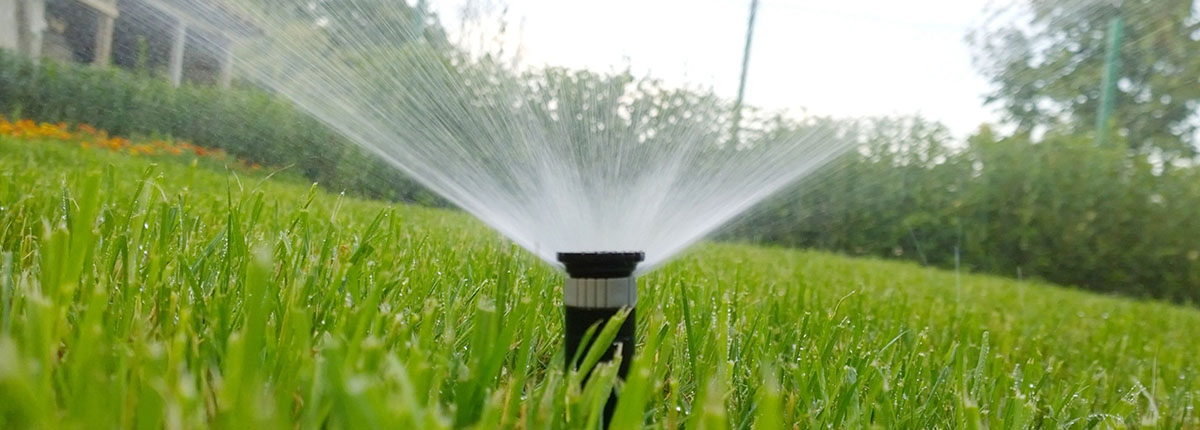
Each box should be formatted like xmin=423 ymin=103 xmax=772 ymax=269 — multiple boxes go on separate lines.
xmin=155 ymin=0 xmax=857 ymax=270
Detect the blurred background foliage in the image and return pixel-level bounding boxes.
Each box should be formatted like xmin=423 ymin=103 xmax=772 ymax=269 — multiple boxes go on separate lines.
xmin=0 ymin=51 xmax=442 ymax=204
xmin=969 ymin=0 xmax=1200 ymax=157
xmin=725 ymin=118 xmax=1200 ymax=303
xmin=729 ymin=0 xmax=1200 ymax=303
xmin=2 ymin=0 xmax=1199 ymax=303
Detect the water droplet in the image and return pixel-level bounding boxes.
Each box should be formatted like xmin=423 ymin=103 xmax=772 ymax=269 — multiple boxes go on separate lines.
xmin=155 ymin=0 xmax=861 ymax=269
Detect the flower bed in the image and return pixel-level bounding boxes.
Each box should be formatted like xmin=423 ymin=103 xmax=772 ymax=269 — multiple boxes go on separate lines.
xmin=0 ymin=115 xmax=262 ymax=170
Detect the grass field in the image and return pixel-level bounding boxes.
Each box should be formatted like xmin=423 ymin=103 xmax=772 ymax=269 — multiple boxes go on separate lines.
xmin=1 ymin=136 xmax=1198 ymax=429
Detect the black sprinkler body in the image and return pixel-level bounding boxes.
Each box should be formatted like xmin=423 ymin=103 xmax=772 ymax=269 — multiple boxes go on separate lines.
xmin=558 ymin=251 xmax=643 ymax=425
xmin=559 ymin=252 xmax=644 ymax=279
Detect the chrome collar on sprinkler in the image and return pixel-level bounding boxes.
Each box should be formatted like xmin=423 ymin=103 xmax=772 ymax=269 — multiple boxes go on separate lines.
xmin=558 ymin=251 xmax=644 ymax=425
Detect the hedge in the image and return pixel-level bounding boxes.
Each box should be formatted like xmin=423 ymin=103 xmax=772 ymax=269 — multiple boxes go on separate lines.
xmin=6 ymin=51 xmax=1198 ymax=303
xmin=727 ymin=117 xmax=1200 ymax=304
xmin=0 ymin=51 xmax=438 ymax=205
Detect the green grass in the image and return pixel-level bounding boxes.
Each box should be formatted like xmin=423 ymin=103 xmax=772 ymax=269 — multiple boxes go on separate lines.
xmin=1 ymin=137 xmax=1198 ymax=429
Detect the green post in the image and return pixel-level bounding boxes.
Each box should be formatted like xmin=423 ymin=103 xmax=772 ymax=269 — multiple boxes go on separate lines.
xmin=1095 ymin=15 xmax=1123 ymax=147
xmin=730 ymin=0 xmax=759 ymax=147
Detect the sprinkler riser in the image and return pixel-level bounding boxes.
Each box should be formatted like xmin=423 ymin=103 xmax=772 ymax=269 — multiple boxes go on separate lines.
xmin=558 ymin=252 xmax=644 ymax=428
xmin=563 ymin=276 xmax=638 ymax=378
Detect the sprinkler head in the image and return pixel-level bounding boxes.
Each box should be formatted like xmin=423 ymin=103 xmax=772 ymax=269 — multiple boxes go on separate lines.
xmin=557 ymin=252 xmax=645 ymax=279
xmin=558 ymin=251 xmax=645 ymax=427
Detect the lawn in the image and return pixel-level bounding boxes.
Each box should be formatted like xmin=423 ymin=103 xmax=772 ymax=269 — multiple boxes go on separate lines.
xmin=1 ymin=136 xmax=1198 ymax=429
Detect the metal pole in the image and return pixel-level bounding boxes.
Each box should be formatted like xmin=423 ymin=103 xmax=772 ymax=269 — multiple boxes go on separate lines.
xmin=413 ymin=0 xmax=427 ymax=38
xmin=1095 ymin=15 xmax=1123 ymax=147
xmin=730 ymin=0 xmax=759 ymax=147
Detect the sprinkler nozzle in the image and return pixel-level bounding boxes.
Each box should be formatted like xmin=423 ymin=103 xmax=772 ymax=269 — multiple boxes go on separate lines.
xmin=557 ymin=251 xmax=644 ymax=279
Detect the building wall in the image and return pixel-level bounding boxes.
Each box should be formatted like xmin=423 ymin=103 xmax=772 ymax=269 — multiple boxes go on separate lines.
xmin=43 ymin=0 xmax=97 ymax=63
xmin=0 ymin=0 xmax=19 ymax=51
xmin=4 ymin=0 xmax=240 ymax=88
xmin=4 ymin=0 xmax=47 ymax=58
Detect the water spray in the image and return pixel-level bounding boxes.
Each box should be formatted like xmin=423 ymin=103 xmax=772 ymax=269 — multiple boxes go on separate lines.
xmin=558 ymin=251 xmax=644 ymax=421
xmin=156 ymin=1 xmax=858 ymax=424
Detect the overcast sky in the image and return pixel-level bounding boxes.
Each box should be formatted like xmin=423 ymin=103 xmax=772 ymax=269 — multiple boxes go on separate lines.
xmin=432 ymin=0 xmax=1011 ymax=137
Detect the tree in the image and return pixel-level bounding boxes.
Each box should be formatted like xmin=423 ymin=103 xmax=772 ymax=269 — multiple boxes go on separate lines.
xmin=969 ymin=0 xmax=1200 ymax=157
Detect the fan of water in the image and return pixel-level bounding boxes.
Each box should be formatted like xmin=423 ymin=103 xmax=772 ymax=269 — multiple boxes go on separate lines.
xmin=165 ymin=0 xmax=856 ymax=270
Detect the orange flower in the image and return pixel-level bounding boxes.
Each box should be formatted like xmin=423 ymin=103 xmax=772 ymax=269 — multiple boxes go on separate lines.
xmin=2 ymin=118 xmax=253 ymax=168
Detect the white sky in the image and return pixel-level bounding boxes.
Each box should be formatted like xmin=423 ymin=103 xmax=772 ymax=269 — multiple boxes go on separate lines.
xmin=433 ymin=0 xmax=1006 ymax=137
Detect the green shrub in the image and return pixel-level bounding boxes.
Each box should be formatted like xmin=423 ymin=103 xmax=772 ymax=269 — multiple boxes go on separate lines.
xmin=730 ymin=118 xmax=1200 ymax=303
xmin=0 ymin=51 xmax=438 ymax=205
xmin=6 ymin=51 xmax=1197 ymax=302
